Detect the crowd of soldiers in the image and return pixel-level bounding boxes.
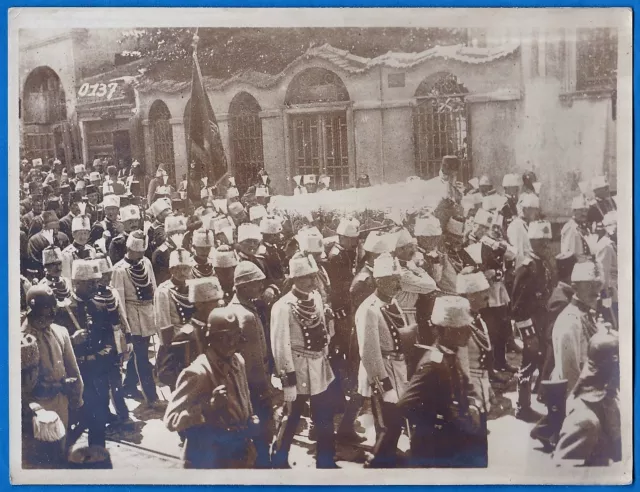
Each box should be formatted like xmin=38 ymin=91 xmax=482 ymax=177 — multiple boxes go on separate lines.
xmin=19 ymin=154 xmax=620 ymax=470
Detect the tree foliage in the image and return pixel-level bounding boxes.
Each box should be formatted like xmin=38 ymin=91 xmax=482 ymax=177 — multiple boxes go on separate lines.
xmin=120 ymin=27 xmax=468 ymax=80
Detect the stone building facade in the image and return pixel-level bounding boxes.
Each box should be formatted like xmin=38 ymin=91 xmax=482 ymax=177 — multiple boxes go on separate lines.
xmin=19 ymin=27 xmax=620 ymax=219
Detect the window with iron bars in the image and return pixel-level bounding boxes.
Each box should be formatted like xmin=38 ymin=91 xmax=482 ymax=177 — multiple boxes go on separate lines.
xmin=290 ymin=112 xmax=350 ymax=190
xmin=576 ymin=28 xmax=618 ymax=91
xmin=229 ymin=93 xmax=264 ymax=192
xmin=414 ymin=73 xmax=471 ymax=182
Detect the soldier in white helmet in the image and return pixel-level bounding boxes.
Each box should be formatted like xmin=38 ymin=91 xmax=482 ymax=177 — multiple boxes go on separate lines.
xmin=145 ymin=197 xmax=173 ymax=259
xmin=108 ymin=204 xmax=142 ymax=265
xmin=152 ymin=215 xmax=188 ymax=285
xmin=191 ymin=228 xmax=216 ymax=278
xmin=154 ymin=245 xmax=195 ymax=350
xmin=22 ymin=284 xmax=84 ymax=467
xmin=561 ymin=196 xmax=594 ymax=260
xmin=393 ymin=228 xmax=437 ymax=327
xmin=270 ymin=252 xmax=337 ymax=469
xmin=356 ymin=252 xmax=409 ymax=468
xmin=61 ymin=211 xmax=96 ymax=280
xmin=111 ymin=231 xmax=159 ymax=405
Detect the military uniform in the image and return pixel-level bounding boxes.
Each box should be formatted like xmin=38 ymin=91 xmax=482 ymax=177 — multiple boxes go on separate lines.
xmin=270 ymin=288 xmax=336 ymax=468
xmin=396 ymin=260 xmax=437 ymax=325
xmin=89 ymin=218 xmax=118 ymax=249
xmin=595 ymin=234 xmax=618 ymax=326
xmin=554 ymin=330 xmax=620 ymax=465
xmin=325 ymin=244 xmax=360 ymax=404
xmin=262 ymin=241 xmax=288 ymax=280
xmin=228 ymin=294 xmax=273 ymax=468
xmin=164 ymin=351 xmax=256 ymax=469
xmin=192 ymin=256 xmax=214 ymax=279
xmin=151 ymin=241 xmax=178 ymax=287
xmin=27 ymin=231 xmax=70 ymax=281
xmin=398 ymin=345 xmax=488 ymax=468
xmin=111 ymin=256 xmax=158 ymax=403
xmin=356 ymin=293 xmax=408 ymax=467
xmin=60 ymin=242 xmax=96 ymax=280
xmin=507 ymin=217 xmax=532 ymax=268
xmin=511 ymin=255 xmax=550 ymax=413
xmin=145 ymin=220 xmax=165 ymax=259
xmin=154 ymin=279 xmax=195 ymax=343
xmin=465 ymin=314 xmax=493 ymax=413
xmin=65 ymin=292 xmax=117 ymax=448
xmin=108 ymin=231 xmax=129 ymax=266
xmin=551 ymin=298 xmax=599 ymax=393
xmin=350 ymin=263 xmax=376 ymax=313
xmin=587 ymin=196 xmax=616 ymax=234
xmin=561 ymin=219 xmax=593 ymax=259
xmin=58 ymin=212 xmax=76 ymax=241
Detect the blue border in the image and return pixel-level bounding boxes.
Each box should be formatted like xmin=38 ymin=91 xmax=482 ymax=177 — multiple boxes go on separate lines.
xmin=3 ymin=3 xmax=637 ymax=490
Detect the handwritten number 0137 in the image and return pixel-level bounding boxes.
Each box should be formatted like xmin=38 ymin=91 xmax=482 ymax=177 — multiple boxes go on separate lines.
xmin=78 ymin=82 xmax=119 ymax=100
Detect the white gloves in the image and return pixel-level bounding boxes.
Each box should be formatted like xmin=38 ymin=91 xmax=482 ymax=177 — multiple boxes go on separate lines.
xmin=283 ymin=385 xmax=297 ymax=402
xmin=382 ymin=389 xmax=399 ymax=404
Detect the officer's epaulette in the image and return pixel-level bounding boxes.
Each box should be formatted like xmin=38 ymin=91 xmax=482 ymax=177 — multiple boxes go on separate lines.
xmin=157 ymin=243 xmax=169 ymax=253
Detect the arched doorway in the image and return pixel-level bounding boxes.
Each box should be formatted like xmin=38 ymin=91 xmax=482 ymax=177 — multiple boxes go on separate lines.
xmin=285 ymin=68 xmax=352 ymax=190
xmin=414 ymin=72 xmax=471 ymax=181
xmin=229 ymin=92 xmax=264 ymax=192
xmin=22 ymin=66 xmax=68 ymax=162
xmin=149 ymin=100 xmax=176 ymax=182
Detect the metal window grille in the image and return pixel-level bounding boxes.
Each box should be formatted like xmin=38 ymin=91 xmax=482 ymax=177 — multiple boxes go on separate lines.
xmin=414 ymin=73 xmax=471 ymax=182
xmin=230 ymin=97 xmax=264 ymax=191
xmin=150 ymin=101 xmax=175 ymax=179
xmin=290 ymin=112 xmax=350 ymax=190
xmin=576 ymin=28 xmax=618 ymax=91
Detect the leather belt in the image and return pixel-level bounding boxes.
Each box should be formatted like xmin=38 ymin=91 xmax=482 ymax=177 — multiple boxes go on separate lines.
xmin=382 ymin=351 xmax=405 ymax=362
xmin=292 ymin=347 xmax=325 ymax=359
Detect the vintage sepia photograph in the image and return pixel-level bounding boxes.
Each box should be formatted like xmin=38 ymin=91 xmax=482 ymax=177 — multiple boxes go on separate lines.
xmin=9 ymin=7 xmax=632 ymax=485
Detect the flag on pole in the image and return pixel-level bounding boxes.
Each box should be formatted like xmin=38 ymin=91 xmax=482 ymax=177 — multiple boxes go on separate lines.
xmin=187 ymin=32 xmax=228 ymax=203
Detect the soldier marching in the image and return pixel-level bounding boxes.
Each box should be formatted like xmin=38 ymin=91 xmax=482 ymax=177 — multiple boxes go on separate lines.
xmin=19 ymin=154 xmax=619 ymax=469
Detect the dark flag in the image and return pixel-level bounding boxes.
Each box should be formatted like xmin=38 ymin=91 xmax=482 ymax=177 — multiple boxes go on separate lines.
xmin=187 ymin=36 xmax=228 ymax=203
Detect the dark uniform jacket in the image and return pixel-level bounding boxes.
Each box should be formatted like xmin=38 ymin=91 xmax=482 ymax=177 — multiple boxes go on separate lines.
xmin=146 ymin=221 xmax=166 ymax=259
xmin=587 ymin=196 xmax=617 ymax=232
xmin=511 ymin=255 xmax=551 ymax=331
xmin=164 ymin=351 xmax=254 ymax=469
xmin=228 ymin=295 xmax=271 ymax=399
xmin=151 ymin=241 xmax=178 ymax=287
xmin=59 ymin=212 xmax=76 ymax=241
xmin=262 ymin=242 xmax=288 ymax=283
xmin=108 ymin=232 xmax=129 ymax=266
xmin=325 ymin=244 xmax=357 ymax=320
xmin=398 ymin=345 xmax=487 ymax=468
xmin=66 ymin=293 xmax=117 ymax=372
xmin=350 ymin=264 xmax=376 ymax=313
xmin=89 ymin=218 xmax=118 ymax=250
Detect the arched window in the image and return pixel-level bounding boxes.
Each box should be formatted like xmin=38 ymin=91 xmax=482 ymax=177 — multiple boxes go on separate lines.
xmin=149 ymin=100 xmax=175 ymax=180
xmin=22 ymin=66 xmax=67 ymax=161
xmin=285 ymin=68 xmax=351 ymax=190
xmin=414 ymin=72 xmax=471 ymax=181
xmin=229 ymin=92 xmax=264 ymax=192
xmin=23 ymin=66 xmax=67 ymax=125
